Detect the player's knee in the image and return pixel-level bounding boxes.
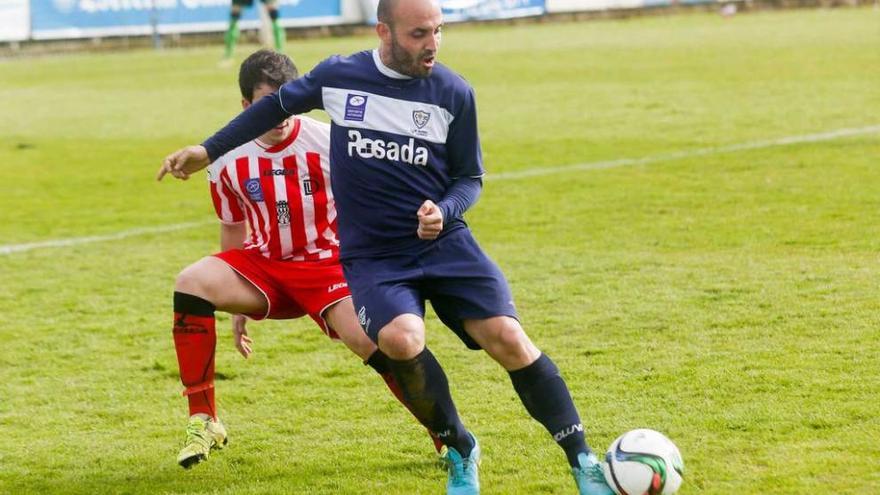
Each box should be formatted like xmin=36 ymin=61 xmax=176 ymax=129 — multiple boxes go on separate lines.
xmin=174 ymin=263 xmax=213 ymax=300
xmin=492 ymin=318 xmax=528 ymax=351
xmin=378 ymin=323 xmax=425 ymax=360
xmin=482 ymin=317 xmax=538 ymax=367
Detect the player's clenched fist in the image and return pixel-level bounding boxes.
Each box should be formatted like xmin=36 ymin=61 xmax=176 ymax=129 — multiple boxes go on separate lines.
xmin=417 ymin=200 xmax=444 ymax=240
xmin=157 ymin=145 xmax=210 ymax=181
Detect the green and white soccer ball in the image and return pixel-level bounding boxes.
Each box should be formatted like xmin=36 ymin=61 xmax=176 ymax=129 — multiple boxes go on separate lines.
xmin=602 ymin=429 xmax=684 ymax=495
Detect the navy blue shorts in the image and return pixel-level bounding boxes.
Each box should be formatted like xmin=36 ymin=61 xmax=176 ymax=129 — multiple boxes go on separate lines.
xmin=341 ymin=228 xmax=518 ymax=350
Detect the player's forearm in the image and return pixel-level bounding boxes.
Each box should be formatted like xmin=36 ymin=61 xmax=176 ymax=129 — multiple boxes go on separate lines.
xmin=220 ymin=222 xmax=247 ymax=251
xmin=202 ymin=94 xmax=291 ymax=162
xmin=437 ymin=176 xmax=482 ymax=226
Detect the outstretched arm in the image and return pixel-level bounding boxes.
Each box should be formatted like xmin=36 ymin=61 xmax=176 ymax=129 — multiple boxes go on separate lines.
xmin=158 ymin=59 xmax=331 ymax=180
xmin=157 ymin=96 xmax=290 ymax=181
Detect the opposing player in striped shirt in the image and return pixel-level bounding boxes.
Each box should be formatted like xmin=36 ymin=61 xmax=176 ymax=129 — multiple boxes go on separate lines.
xmin=158 ymin=49 xmax=442 ymax=468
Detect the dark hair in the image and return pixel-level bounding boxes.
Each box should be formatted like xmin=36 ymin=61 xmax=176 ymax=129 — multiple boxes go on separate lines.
xmin=238 ymin=49 xmax=299 ymax=101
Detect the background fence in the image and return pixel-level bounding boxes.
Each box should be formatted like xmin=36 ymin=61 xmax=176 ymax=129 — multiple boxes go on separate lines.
xmin=0 ymin=0 xmax=732 ymax=42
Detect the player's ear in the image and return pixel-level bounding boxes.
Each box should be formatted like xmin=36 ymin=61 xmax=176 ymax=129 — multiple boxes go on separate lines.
xmin=242 ymin=98 xmax=251 ymax=110
xmin=376 ymin=22 xmax=391 ymax=45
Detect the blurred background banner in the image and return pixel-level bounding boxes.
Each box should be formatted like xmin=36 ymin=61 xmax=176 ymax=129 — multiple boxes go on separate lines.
xmin=12 ymin=0 xmax=735 ymax=43
xmin=0 ymin=0 xmax=29 ymax=41
xmin=547 ymin=0 xmax=644 ymax=10
xmin=30 ymin=0 xmax=341 ymax=40
xmin=440 ymin=0 xmax=545 ymax=21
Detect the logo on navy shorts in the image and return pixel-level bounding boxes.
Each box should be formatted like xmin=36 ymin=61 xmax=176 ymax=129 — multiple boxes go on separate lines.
xmin=345 ymin=94 xmax=368 ymax=121
xmin=412 ymin=110 xmax=431 ymax=129
xmin=276 ymin=200 xmax=290 ymax=226
xmin=357 ymin=305 xmax=371 ymax=332
xmin=245 ymin=178 xmax=264 ymax=202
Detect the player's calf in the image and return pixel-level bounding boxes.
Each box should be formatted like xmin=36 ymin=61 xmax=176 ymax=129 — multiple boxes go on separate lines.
xmin=172 ymin=291 xmax=218 ymax=419
xmin=463 ymin=316 xmax=539 ymax=371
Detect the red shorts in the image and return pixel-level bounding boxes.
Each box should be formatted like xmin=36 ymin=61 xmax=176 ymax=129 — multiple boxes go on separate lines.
xmin=213 ymin=249 xmax=351 ymax=339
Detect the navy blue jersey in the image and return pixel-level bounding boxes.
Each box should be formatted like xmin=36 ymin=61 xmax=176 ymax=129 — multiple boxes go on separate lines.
xmin=204 ymin=50 xmax=484 ymax=260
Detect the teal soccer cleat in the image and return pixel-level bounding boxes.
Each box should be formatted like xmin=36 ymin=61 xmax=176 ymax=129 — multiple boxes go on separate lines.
xmin=444 ymin=435 xmax=481 ymax=495
xmin=572 ymin=452 xmax=614 ymax=495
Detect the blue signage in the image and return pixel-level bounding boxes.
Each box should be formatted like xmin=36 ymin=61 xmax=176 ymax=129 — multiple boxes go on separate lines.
xmin=442 ymin=0 xmax=545 ymax=22
xmin=31 ymin=0 xmax=340 ymax=39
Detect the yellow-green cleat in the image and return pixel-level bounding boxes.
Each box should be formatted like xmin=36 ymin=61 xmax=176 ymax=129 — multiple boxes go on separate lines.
xmin=437 ymin=445 xmax=449 ymax=470
xmin=177 ymin=415 xmax=228 ymax=469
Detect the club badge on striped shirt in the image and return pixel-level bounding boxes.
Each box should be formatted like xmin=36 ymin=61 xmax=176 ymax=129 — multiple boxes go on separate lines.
xmin=276 ymin=200 xmax=290 ymax=226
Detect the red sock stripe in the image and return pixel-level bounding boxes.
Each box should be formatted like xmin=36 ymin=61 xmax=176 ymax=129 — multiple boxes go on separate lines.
xmin=182 ymin=382 xmax=215 ymax=397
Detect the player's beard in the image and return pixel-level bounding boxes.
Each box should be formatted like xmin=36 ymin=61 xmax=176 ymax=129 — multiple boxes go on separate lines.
xmin=389 ymin=34 xmax=434 ymax=79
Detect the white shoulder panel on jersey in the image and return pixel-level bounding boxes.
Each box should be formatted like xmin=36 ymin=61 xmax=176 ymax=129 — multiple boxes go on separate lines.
xmin=321 ymin=87 xmax=454 ymax=144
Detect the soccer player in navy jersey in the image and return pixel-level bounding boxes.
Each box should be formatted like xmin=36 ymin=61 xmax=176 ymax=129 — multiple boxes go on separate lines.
xmin=159 ymin=1 xmax=613 ymax=494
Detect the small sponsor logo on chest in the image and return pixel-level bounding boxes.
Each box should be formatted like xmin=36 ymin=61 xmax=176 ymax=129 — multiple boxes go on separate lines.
xmin=345 ymin=94 xmax=368 ymax=121
xmin=262 ymin=168 xmax=321 ymax=196
xmin=263 ymin=169 xmax=297 ymax=176
xmin=244 ymin=178 xmax=264 ymax=202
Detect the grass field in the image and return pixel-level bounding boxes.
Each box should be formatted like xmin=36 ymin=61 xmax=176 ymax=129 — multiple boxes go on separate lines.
xmin=2 ymin=7 xmax=880 ymax=494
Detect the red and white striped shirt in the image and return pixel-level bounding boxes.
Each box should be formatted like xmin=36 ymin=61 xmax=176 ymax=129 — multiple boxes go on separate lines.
xmin=207 ymin=116 xmax=338 ymax=261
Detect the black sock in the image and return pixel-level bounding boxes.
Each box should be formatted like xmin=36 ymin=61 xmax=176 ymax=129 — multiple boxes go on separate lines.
xmin=365 ymin=349 xmax=391 ymax=374
xmin=509 ymin=353 xmax=589 ymax=468
xmin=173 ymin=291 xmax=215 ymax=316
xmin=387 ymin=348 xmax=474 ymax=457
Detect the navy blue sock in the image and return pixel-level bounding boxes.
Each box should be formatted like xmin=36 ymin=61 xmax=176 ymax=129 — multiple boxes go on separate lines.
xmin=509 ymin=353 xmax=590 ymax=468
xmin=387 ymin=348 xmax=475 ymax=457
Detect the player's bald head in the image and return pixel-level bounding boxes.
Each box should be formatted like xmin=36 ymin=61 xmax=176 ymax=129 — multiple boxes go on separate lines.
xmin=376 ymin=0 xmax=442 ymax=78
xmin=377 ymin=0 xmax=440 ymax=26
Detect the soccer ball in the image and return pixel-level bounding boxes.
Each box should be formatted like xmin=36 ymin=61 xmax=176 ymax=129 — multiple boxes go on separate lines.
xmin=602 ymin=429 xmax=684 ymax=495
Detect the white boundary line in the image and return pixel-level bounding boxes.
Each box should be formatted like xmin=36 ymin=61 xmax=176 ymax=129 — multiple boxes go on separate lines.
xmin=489 ymin=125 xmax=880 ymax=181
xmin=0 ymin=221 xmax=214 ymax=256
xmin=1 ymin=125 xmax=877 ymax=257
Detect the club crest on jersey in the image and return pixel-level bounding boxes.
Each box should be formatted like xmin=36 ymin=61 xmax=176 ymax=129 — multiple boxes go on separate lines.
xmin=276 ymin=200 xmax=291 ymax=226
xmin=345 ymin=94 xmax=368 ymax=122
xmin=245 ymin=178 xmax=264 ymax=202
xmin=412 ymin=110 xmax=431 ymax=130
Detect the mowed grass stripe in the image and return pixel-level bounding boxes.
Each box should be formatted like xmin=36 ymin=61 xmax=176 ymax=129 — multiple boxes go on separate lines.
xmin=1 ymin=123 xmax=876 ymax=256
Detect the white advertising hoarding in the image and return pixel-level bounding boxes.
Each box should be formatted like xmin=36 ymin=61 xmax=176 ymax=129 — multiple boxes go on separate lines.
xmin=0 ymin=0 xmax=29 ymax=41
